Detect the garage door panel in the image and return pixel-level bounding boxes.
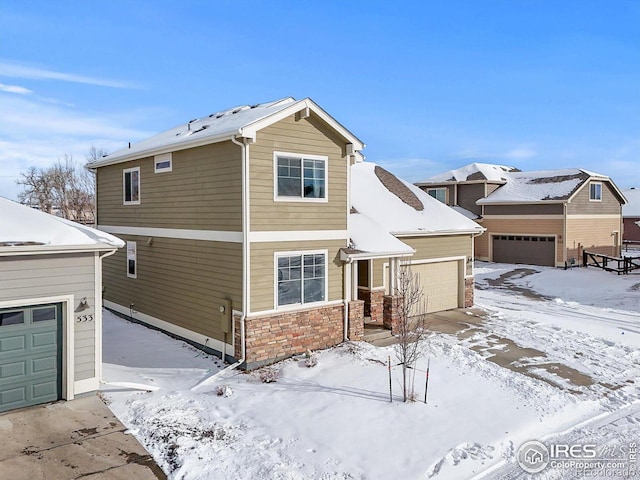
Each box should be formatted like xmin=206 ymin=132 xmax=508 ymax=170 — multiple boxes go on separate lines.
xmin=0 ymin=335 xmax=27 ymax=356
xmin=0 ymin=304 xmax=62 ymax=413
xmin=492 ymin=235 xmax=555 ymax=267
xmin=0 ymin=360 xmax=27 ymax=382
xmin=32 ymin=381 xmax=58 ymax=402
xmin=385 ymin=261 xmax=461 ymax=315
xmin=0 ymin=386 xmax=27 ymax=408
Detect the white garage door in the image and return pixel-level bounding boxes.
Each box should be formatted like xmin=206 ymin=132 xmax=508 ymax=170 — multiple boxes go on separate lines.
xmin=386 ymin=261 xmax=461 ymax=315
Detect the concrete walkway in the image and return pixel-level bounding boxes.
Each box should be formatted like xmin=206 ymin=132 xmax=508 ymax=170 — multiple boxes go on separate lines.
xmin=0 ymin=395 xmax=166 ymax=480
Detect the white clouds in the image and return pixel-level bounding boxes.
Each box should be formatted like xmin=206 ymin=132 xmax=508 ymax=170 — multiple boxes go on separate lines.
xmin=0 ymin=93 xmax=154 ymax=200
xmin=504 ymin=145 xmax=537 ymax=160
xmin=0 ymin=83 xmax=33 ymax=95
xmin=0 ymin=60 xmax=138 ymax=89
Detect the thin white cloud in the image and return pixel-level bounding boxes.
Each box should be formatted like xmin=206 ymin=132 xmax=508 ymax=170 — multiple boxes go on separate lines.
xmin=504 ymin=146 xmax=537 ymax=160
xmin=0 ymin=60 xmax=138 ymax=89
xmin=0 ymin=83 xmax=33 ymax=95
xmin=0 ymin=94 xmax=155 ymax=200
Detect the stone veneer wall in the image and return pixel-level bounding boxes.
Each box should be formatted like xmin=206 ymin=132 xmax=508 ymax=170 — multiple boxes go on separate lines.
xmin=234 ymin=304 xmax=344 ymax=369
xmin=464 ymin=277 xmax=474 ymax=308
xmin=383 ymin=295 xmax=402 ymax=334
xmin=358 ymin=287 xmax=384 ymax=322
xmin=347 ymin=300 xmax=364 ymax=341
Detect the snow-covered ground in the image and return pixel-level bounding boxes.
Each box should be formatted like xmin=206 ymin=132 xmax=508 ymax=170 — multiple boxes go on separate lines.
xmin=101 ymin=263 xmax=640 ymax=479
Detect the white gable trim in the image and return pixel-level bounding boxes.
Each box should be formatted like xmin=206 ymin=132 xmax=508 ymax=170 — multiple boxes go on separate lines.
xmin=241 ymin=98 xmax=364 ymax=150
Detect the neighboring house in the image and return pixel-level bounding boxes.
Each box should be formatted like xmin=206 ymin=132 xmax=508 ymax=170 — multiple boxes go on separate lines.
xmin=0 ymin=197 xmax=123 ymax=413
xmin=89 ymin=97 xmax=483 ymax=369
xmin=416 ymin=163 xmax=627 ymax=267
xmin=622 ymin=188 xmax=640 ymax=244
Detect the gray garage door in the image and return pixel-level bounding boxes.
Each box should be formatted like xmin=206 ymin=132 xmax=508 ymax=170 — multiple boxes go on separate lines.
xmin=0 ymin=304 xmax=62 ymax=412
xmin=492 ymin=235 xmax=556 ymax=267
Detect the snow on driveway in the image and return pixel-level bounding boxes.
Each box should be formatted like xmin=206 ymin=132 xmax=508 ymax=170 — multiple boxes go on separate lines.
xmin=102 ymin=263 xmax=640 ymax=479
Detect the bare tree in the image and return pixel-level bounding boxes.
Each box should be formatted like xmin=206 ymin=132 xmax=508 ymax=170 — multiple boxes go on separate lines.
xmin=16 ymin=147 xmax=103 ymax=224
xmin=393 ymin=264 xmax=428 ymax=402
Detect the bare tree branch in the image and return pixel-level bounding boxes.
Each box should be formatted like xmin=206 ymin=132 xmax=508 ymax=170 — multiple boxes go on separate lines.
xmin=392 ymin=264 xmax=428 ymax=402
xmin=15 ymin=146 xmax=104 ymax=224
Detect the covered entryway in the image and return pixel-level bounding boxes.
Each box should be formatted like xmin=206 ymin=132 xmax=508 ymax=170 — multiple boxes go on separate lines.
xmin=385 ymin=260 xmax=461 ymax=315
xmin=492 ymin=235 xmax=555 ymax=267
xmin=0 ymin=304 xmax=62 ymax=413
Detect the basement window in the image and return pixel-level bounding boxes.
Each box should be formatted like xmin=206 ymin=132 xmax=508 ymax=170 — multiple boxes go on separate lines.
xmin=589 ymin=182 xmax=602 ymax=201
xmin=154 ymin=153 xmax=173 ymax=173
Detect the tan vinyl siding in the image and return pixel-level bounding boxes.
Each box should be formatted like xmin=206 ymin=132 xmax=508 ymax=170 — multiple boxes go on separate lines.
xmin=249 ymin=113 xmax=348 ymax=231
xmin=96 ymin=141 xmax=242 ymax=229
xmin=103 ymin=236 xmax=242 ymax=342
xmin=566 ymin=216 xmax=622 ymax=260
xmin=566 ymin=181 xmax=623 ymax=215
xmin=250 ymin=239 xmax=345 ymax=313
xmin=479 ymin=218 xmax=564 ymax=264
xmin=372 ymin=235 xmax=473 ymax=288
xmin=457 ymin=184 xmax=485 ymax=216
xmin=484 ymin=204 xmax=564 ymax=215
xmin=486 ymin=184 xmax=502 ymax=196
xmin=0 ymin=253 xmax=96 ymax=381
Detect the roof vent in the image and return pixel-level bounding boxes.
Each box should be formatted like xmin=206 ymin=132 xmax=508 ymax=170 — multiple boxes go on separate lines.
xmin=232 ymin=108 xmax=242 ymax=114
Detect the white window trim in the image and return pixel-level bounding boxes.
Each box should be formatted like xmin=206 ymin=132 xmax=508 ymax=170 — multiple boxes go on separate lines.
xmin=126 ymin=241 xmax=137 ymax=279
xmin=274 ymin=249 xmax=329 ymax=310
xmin=273 ymin=151 xmax=329 ymax=203
xmin=589 ymin=181 xmax=602 ymax=202
xmin=154 ymin=153 xmax=173 ymax=173
xmin=123 ymin=167 xmax=141 ymax=205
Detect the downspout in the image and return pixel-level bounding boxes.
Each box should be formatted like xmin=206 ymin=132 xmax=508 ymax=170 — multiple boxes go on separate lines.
xmin=563 ymin=202 xmax=568 ymax=267
xmin=231 ymin=134 xmax=249 ymax=363
xmin=343 ymin=150 xmax=352 ymax=341
xmin=97 ymin=248 xmax=118 ymax=389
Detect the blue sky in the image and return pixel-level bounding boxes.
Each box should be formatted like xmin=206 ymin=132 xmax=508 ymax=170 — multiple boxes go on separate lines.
xmin=1 ymin=1 xmax=639 ymax=201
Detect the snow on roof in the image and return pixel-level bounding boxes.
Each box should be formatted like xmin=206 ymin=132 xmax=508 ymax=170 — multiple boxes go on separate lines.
xmin=451 ymin=205 xmax=481 ymax=220
xmin=90 ymin=98 xmax=297 ymax=166
xmin=0 ymin=197 xmax=124 ymax=249
xmin=348 ymin=213 xmax=414 ymax=256
xmin=477 ymin=168 xmax=594 ymax=204
xmin=420 ymin=163 xmax=519 ymax=183
xmin=622 ymin=188 xmax=640 ymax=217
xmin=89 ymin=97 xmax=364 ymax=167
xmin=349 ymin=163 xmax=483 ymax=255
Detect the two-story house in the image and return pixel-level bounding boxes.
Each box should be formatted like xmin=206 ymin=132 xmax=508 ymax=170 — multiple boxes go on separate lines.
xmin=90 ymin=98 xmax=483 ymax=369
xmin=622 ymin=188 xmax=640 ymax=244
xmin=416 ymin=163 xmax=626 ymax=267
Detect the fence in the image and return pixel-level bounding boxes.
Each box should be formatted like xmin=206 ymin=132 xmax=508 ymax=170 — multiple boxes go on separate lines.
xmin=582 ymin=250 xmax=640 ymax=275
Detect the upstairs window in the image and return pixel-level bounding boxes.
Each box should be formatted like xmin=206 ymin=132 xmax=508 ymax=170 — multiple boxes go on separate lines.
xmin=277 ymin=252 xmax=326 ymax=307
xmin=154 ymin=153 xmax=172 ymax=173
xmin=427 ymin=188 xmax=447 ymax=203
xmin=123 ymin=167 xmax=140 ymax=205
xmin=589 ymin=182 xmax=602 ymax=201
xmin=275 ymin=152 xmax=327 ymax=201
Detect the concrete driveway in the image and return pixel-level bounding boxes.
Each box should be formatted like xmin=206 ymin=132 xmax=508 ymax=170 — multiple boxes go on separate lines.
xmin=0 ymin=394 xmax=166 ymax=480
